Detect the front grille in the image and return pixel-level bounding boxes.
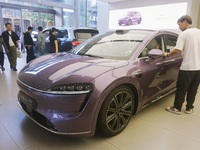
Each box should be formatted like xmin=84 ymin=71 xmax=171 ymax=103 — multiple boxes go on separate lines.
xmin=18 ymin=92 xmax=56 ymax=131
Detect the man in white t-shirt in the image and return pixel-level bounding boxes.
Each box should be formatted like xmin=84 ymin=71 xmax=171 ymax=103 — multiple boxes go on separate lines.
xmin=165 ymin=15 xmax=200 ymax=115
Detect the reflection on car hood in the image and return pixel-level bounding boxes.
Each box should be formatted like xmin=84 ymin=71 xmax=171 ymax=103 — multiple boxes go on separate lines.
xmin=119 ymin=17 xmax=129 ymax=21
xmin=18 ymin=53 xmax=128 ymax=90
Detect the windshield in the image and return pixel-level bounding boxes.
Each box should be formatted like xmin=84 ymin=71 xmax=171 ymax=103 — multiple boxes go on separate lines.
xmin=71 ymin=30 xmax=152 ymax=60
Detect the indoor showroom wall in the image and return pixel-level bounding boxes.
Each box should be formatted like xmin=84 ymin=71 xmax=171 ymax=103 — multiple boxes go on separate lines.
xmin=97 ymin=0 xmax=200 ymax=33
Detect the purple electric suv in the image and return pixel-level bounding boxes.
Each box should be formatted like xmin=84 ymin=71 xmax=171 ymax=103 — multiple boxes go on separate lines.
xmin=118 ymin=11 xmax=142 ymax=26
xmin=17 ymin=29 xmax=182 ymax=137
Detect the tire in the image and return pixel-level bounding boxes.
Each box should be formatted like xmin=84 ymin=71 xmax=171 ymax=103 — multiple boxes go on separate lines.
xmin=98 ymin=86 xmax=135 ymax=137
xmin=127 ymin=19 xmax=132 ymax=26
xmin=138 ymin=18 xmax=142 ymax=24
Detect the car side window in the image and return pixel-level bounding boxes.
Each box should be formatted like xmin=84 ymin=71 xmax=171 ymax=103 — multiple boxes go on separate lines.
xmin=56 ymin=29 xmax=68 ymax=38
xmin=139 ymin=36 xmax=163 ymax=58
xmin=165 ymin=35 xmax=177 ymax=53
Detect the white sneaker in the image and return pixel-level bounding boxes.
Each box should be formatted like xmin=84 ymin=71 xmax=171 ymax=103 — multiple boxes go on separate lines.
xmin=185 ymin=109 xmax=194 ymax=114
xmin=166 ymin=106 xmax=182 ymax=115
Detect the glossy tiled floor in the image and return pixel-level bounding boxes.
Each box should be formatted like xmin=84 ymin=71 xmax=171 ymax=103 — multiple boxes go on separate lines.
xmin=1 ymin=55 xmax=200 ymax=150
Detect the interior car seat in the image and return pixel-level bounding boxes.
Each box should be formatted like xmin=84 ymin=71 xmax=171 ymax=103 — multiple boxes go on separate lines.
xmin=139 ymin=38 xmax=158 ymax=57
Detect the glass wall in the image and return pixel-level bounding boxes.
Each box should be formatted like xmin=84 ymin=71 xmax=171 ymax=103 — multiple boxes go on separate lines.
xmin=1 ymin=8 xmax=54 ymax=33
xmin=1 ymin=0 xmax=98 ymax=34
xmin=22 ymin=10 xmax=54 ymax=31
xmin=61 ymin=0 xmax=97 ymax=28
xmin=2 ymin=8 xmax=22 ymax=35
xmin=48 ymin=0 xmax=75 ymax=5
xmin=79 ymin=0 xmax=97 ymax=28
xmin=40 ymin=13 xmax=54 ymax=29
xmin=0 ymin=0 xmax=53 ymax=9
xmin=22 ymin=11 xmax=39 ymax=31
xmin=1 ymin=1 xmax=55 ymax=34
xmin=63 ymin=8 xmax=74 ymax=27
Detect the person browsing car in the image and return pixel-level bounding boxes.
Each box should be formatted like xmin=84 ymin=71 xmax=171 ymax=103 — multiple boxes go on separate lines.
xmin=49 ymin=27 xmax=58 ymax=53
xmin=165 ymin=15 xmax=200 ymax=115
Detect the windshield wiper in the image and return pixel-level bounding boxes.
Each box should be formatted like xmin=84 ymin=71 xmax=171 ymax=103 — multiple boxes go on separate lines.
xmin=77 ymin=52 xmax=104 ymax=58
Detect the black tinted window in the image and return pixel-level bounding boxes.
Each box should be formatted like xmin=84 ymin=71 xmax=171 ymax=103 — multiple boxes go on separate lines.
xmin=56 ymin=29 xmax=68 ymax=38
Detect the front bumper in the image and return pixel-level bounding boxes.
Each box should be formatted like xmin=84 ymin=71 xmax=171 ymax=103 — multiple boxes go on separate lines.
xmin=17 ymin=80 xmax=95 ymax=136
xmin=118 ymin=20 xmax=126 ymax=25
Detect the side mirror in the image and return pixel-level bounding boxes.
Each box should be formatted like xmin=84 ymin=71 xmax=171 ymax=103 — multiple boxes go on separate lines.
xmin=148 ymin=49 xmax=164 ymax=58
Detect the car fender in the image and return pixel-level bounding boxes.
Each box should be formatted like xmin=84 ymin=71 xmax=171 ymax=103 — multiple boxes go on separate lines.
xmin=89 ymin=71 xmax=141 ymax=134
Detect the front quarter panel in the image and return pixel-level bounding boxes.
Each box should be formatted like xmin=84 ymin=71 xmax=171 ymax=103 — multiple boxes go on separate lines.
xmin=89 ymin=62 xmax=141 ymax=134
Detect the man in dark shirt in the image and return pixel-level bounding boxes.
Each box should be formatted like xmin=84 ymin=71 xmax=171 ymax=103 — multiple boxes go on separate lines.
xmin=1 ymin=23 xmax=19 ymax=71
xmin=24 ymin=26 xmax=35 ymax=63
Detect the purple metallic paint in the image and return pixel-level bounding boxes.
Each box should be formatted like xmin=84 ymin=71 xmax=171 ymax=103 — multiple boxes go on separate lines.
xmin=17 ymin=53 xmax=129 ymax=136
xmin=17 ymin=29 xmax=182 ymax=137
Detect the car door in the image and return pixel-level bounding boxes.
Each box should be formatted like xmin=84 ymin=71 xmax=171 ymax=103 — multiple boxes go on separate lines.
xmin=136 ymin=34 xmax=181 ymax=104
xmin=131 ymin=12 xmax=138 ymax=23
xmin=136 ymin=36 xmax=167 ymax=101
xmin=159 ymin=34 xmax=182 ymax=91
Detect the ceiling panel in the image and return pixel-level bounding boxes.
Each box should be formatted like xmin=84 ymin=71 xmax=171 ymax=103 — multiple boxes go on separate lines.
xmin=98 ymin=0 xmax=129 ymax=3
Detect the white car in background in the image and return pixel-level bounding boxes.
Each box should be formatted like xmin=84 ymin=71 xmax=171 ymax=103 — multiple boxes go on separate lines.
xmin=42 ymin=27 xmax=99 ymax=53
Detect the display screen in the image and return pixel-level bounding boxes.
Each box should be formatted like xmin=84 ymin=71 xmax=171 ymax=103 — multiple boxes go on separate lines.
xmin=109 ymin=2 xmax=188 ymax=30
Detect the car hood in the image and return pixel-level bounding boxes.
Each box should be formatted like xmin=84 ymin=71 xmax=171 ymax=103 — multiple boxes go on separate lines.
xmin=18 ymin=53 xmax=128 ymax=90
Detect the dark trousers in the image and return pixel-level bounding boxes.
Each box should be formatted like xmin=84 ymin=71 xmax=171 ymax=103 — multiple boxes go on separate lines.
xmin=7 ymin=46 xmax=17 ymax=68
xmin=25 ymin=46 xmax=35 ymax=63
xmin=0 ymin=51 xmax=4 ymax=67
xmin=174 ymin=70 xmax=200 ymax=110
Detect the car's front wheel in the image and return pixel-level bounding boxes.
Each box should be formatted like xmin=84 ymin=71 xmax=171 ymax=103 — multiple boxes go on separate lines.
xmin=127 ymin=19 xmax=132 ymax=26
xmin=98 ymin=86 xmax=135 ymax=136
xmin=138 ymin=17 xmax=142 ymax=24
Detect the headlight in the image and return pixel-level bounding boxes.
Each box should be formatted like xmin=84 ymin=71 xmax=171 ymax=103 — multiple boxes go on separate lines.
xmin=46 ymin=83 xmax=93 ymax=95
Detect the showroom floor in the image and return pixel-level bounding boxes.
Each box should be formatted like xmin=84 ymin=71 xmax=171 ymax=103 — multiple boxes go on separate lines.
xmin=1 ymin=55 xmax=200 ymax=150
